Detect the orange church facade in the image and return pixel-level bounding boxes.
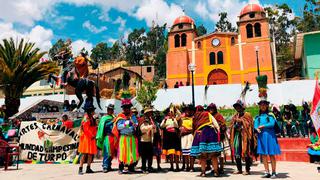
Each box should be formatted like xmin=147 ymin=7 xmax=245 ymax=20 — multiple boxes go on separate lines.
xmin=166 ymin=4 xmax=275 ymax=88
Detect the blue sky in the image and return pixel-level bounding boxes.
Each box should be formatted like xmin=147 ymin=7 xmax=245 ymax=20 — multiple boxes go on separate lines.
xmin=0 ymin=0 xmax=305 ymax=55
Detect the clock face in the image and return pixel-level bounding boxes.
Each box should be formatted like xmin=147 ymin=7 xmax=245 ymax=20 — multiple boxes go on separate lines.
xmin=212 ymin=38 xmax=220 ymax=47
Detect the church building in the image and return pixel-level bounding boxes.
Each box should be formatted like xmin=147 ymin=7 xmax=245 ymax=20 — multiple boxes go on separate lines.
xmin=166 ymin=4 xmax=276 ymax=87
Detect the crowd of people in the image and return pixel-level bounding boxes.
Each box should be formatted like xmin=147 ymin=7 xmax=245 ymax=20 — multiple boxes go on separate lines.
xmin=272 ymin=102 xmax=313 ymax=138
xmin=77 ymin=97 xmax=285 ymax=178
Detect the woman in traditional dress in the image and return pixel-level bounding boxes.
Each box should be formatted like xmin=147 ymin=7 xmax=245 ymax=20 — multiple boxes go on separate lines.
xmin=78 ymin=103 xmax=97 ymax=175
xmin=230 ymin=100 xmax=256 ymax=175
xmin=179 ymin=104 xmax=195 ymax=171
xmin=254 ymin=100 xmax=281 ymax=178
xmin=160 ymin=105 xmax=181 ymax=171
xmin=113 ymin=99 xmax=139 ymax=174
xmin=190 ymin=108 xmax=222 ymax=177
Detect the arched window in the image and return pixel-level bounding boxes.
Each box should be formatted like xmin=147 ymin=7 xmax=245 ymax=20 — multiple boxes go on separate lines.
xmin=174 ymin=34 xmax=180 ymax=47
xmin=254 ymin=23 xmax=262 ymax=37
xmin=231 ymin=37 xmax=235 ymax=45
xmin=209 ymin=52 xmax=216 ymax=65
xmin=246 ymin=24 xmax=253 ymax=38
xmin=197 ymin=41 xmax=201 ymax=49
xmin=181 ymin=33 xmax=187 ymax=47
xmin=217 ymin=51 xmax=223 ymax=64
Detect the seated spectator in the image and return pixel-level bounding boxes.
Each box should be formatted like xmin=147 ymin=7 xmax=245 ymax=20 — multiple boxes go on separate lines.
xmin=70 ymin=100 xmax=77 ymax=111
xmin=174 ymin=82 xmax=179 ymax=88
xmin=63 ymin=100 xmax=70 ymax=112
xmin=58 ymin=114 xmax=73 ymax=129
xmin=179 ymin=81 xmax=184 ymax=87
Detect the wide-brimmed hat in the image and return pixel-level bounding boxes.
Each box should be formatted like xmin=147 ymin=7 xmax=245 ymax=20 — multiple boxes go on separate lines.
xmin=233 ymin=100 xmax=245 ymax=109
xmin=144 ymin=107 xmax=153 ymax=114
xmin=131 ymin=107 xmax=138 ymax=113
xmin=106 ymin=104 xmax=114 ymax=110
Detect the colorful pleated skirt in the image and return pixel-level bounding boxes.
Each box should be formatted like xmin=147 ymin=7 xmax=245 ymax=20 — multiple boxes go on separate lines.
xmin=190 ymin=126 xmax=222 ymax=157
xmin=103 ymin=135 xmax=116 ymax=158
xmin=162 ymin=130 xmax=181 ymax=155
xmin=118 ymin=135 xmax=139 ymax=165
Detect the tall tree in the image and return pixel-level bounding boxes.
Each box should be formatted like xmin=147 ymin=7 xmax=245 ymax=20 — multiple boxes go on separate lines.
xmin=0 ymin=38 xmax=58 ymax=117
xmin=48 ymin=39 xmax=72 ymax=60
xmin=90 ymin=42 xmax=110 ymax=62
xmin=295 ymin=0 xmax=320 ymax=32
xmin=215 ymin=12 xmax=237 ymax=32
xmin=125 ymin=28 xmax=147 ymax=65
xmin=110 ymin=41 xmax=120 ymax=60
xmin=265 ymin=4 xmax=296 ymax=71
xmin=196 ymin=24 xmax=207 ymax=36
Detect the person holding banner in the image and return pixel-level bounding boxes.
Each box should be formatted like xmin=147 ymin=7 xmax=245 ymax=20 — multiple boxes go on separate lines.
xmin=78 ymin=103 xmax=97 ymax=175
xmin=96 ymin=104 xmax=116 ymax=173
xmin=113 ymin=98 xmax=139 ymax=174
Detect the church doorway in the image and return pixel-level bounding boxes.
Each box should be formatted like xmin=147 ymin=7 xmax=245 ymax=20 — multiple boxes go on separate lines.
xmin=207 ymin=69 xmax=228 ymax=85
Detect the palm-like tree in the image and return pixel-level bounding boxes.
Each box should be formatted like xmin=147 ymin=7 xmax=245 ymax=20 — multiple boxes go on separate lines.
xmin=0 ymin=38 xmax=58 ymax=118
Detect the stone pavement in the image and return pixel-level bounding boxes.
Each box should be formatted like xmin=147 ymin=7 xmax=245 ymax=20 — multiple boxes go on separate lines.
xmin=1 ymin=160 xmax=319 ymax=180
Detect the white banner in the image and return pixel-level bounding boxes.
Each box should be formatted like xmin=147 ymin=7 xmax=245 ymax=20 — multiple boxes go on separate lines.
xmin=19 ymin=121 xmax=80 ymax=162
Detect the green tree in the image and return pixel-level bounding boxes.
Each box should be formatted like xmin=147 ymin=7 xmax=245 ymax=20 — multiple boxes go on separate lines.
xmin=48 ymin=39 xmax=72 ymax=60
xmin=0 ymin=38 xmax=58 ymax=117
xmin=90 ymin=42 xmax=110 ymax=62
xmin=265 ymin=4 xmax=296 ymax=71
xmin=196 ymin=24 xmax=207 ymax=36
xmin=296 ymin=0 xmax=320 ymax=32
xmin=146 ymin=24 xmax=167 ymax=55
xmin=215 ymin=12 xmax=237 ymax=32
xmin=136 ymin=81 xmax=158 ymax=108
xmin=110 ymin=41 xmax=120 ymax=60
xmin=125 ymin=28 xmax=147 ymax=65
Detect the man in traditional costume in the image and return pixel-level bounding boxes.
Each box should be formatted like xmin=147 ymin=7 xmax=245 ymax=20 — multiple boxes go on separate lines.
xmin=113 ymin=98 xmax=139 ymax=174
xmin=96 ymin=104 xmax=116 ymax=173
xmin=230 ymin=100 xmax=256 ymax=175
xmin=138 ymin=106 xmax=157 ymax=173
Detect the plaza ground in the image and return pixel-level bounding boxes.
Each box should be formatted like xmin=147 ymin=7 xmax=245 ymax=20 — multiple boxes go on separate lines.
xmin=1 ymin=160 xmax=319 ymax=180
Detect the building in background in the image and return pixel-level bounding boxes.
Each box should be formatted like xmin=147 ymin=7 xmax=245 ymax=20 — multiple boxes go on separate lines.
xmin=166 ymin=4 xmax=275 ymax=88
xmin=295 ymin=31 xmax=320 ymax=79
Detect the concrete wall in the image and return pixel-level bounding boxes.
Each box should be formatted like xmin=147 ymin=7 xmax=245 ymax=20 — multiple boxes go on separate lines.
xmin=152 ymin=80 xmax=317 ymax=111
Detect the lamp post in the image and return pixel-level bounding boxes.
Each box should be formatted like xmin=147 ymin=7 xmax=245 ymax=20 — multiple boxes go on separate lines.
xmin=139 ymin=59 xmax=144 ymax=79
xmin=188 ymin=63 xmax=196 ymax=107
xmin=255 ymin=46 xmax=260 ymax=76
xmin=139 ymin=60 xmax=144 ymax=88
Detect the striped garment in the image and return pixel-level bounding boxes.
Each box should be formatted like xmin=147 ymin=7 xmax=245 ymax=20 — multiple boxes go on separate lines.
xmin=118 ymin=135 xmax=139 ymax=165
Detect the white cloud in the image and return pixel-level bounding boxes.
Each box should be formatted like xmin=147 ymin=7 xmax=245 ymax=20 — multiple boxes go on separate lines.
xmin=108 ymin=38 xmax=117 ymax=44
xmin=71 ymin=39 xmax=93 ymax=56
xmin=82 ymin=20 xmax=107 ymax=33
xmin=113 ymin=16 xmax=126 ymax=31
xmin=0 ymin=0 xmax=143 ymax=27
xmin=134 ymin=0 xmax=184 ymax=27
xmin=0 ymin=22 xmax=53 ymax=51
xmin=194 ymin=0 xmax=261 ymax=26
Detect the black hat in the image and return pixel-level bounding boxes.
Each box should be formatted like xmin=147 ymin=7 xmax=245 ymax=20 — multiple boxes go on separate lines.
xmin=82 ymin=102 xmax=96 ymax=112
xmin=107 ymin=104 xmax=114 ymax=110
xmin=233 ymin=100 xmax=245 ymax=109
xmin=258 ymin=100 xmax=270 ymax=105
